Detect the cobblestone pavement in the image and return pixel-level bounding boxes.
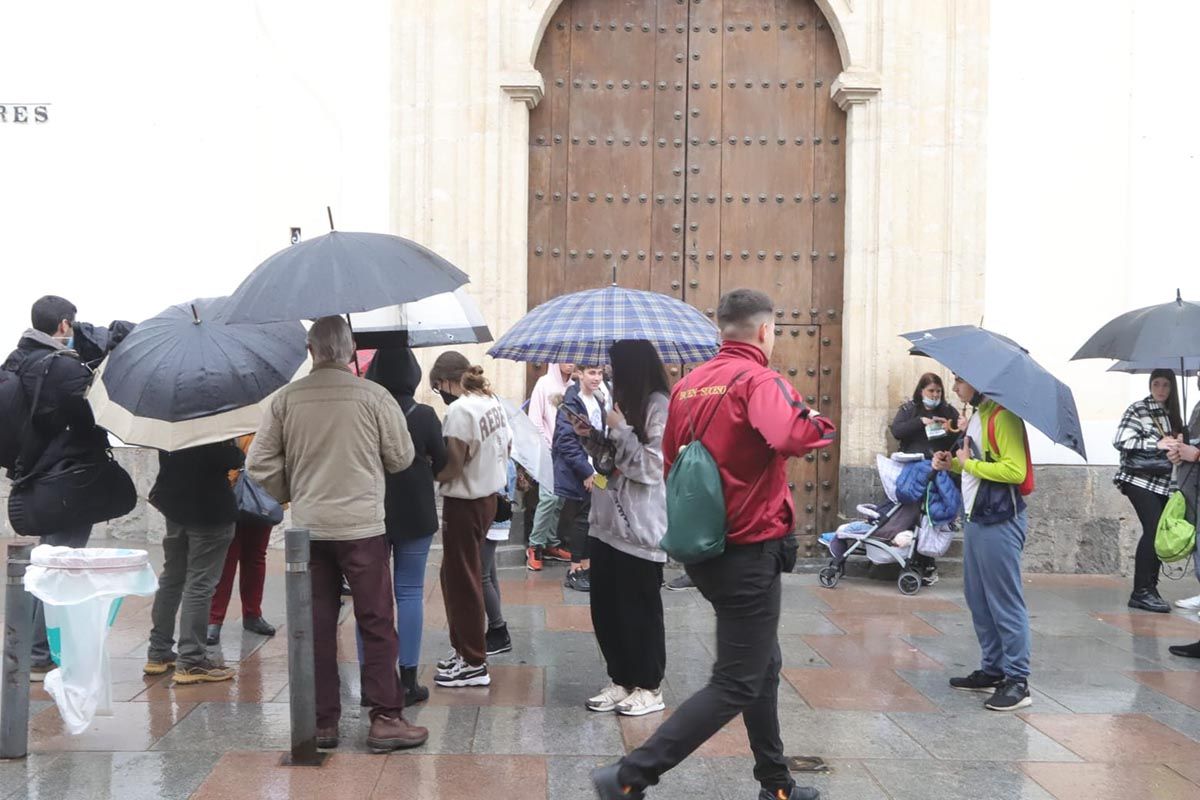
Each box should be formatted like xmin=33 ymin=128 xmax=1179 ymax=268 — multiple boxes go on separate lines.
xmin=3 ymin=540 xmax=1200 ymax=799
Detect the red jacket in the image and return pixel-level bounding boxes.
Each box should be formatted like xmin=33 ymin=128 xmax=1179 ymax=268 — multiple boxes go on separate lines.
xmin=663 ymin=341 xmax=836 ymax=545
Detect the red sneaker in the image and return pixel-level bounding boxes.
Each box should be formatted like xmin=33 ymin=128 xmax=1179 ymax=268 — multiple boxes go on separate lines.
xmin=543 ymin=545 xmax=572 ymax=563
xmin=526 ymin=546 xmax=544 ymax=572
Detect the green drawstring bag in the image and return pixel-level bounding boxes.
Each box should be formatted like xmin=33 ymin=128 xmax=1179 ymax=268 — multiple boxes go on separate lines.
xmin=661 ymin=372 xmax=748 ymax=565
xmin=1155 ymin=490 xmax=1196 ymax=562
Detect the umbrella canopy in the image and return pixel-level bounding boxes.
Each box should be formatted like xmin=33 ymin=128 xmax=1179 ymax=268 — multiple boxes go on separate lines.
xmin=350 ymin=287 xmax=492 ymax=349
xmin=89 ymin=298 xmax=308 ymax=451
xmin=488 ymin=285 xmax=719 ymax=364
xmin=1072 ymin=291 xmax=1200 ymax=363
xmin=900 ymin=325 xmax=1087 ymax=459
xmin=218 ymin=231 xmax=470 ymax=324
xmin=1107 ymin=357 xmax=1200 ymax=377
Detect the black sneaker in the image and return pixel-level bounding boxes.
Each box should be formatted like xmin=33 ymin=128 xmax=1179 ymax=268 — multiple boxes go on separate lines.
xmin=949 ymin=670 xmax=1005 ymax=693
xmin=1128 ymin=588 xmax=1171 ymax=614
xmin=759 ymin=784 xmax=821 ymax=800
xmin=434 ymin=662 xmax=491 ymax=688
xmin=564 ymin=569 xmax=591 ymax=592
xmin=1168 ymin=640 xmax=1200 ymax=659
xmin=984 ymin=678 xmax=1032 ymax=712
xmin=486 ymin=624 xmax=512 ymax=656
xmin=591 ymin=763 xmax=645 ymax=800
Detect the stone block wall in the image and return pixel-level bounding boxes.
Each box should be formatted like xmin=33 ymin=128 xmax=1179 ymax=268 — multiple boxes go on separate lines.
xmin=840 ymin=463 xmax=1142 ymax=576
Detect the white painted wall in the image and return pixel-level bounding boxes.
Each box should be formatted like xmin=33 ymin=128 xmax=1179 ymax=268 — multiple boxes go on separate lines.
xmin=0 ymin=0 xmax=393 ymax=340
xmin=986 ymin=0 xmax=1200 ymax=465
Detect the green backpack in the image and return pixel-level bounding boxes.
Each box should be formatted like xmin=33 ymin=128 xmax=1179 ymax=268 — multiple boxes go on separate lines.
xmin=1155 ymin=490 xmax=1195 ymax=562
xmin=661 ymin=373 xmax=746 ymax=565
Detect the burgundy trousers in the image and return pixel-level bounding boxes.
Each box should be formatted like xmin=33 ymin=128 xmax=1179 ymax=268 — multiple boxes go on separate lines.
xmin=311 ymin=534 xmax=403 ymax=727
xmin=209 ymin=520 xmax=272 ymax=625
xmin=440 ymin=496 xmax=497 ymax=667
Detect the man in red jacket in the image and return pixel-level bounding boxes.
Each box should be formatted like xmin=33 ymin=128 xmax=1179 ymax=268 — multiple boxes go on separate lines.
xmin=592 ymin=289 xmax=835 ymax=800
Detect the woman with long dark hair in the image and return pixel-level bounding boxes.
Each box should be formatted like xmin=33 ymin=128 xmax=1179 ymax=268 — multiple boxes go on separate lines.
xmin=1114 ymin=368 xmax=1184 ymax=613
xmin=572 ymin=340 xmax=670 ymax=718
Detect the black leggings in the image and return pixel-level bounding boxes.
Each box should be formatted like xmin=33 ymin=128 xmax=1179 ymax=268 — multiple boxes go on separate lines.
xmin=556 ymin=496 xmax=591 ymax=565
xmin=1122 ymin=483 xmax=1169 ymax=591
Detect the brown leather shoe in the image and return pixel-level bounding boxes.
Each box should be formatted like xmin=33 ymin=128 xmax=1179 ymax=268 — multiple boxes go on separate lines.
xmin=366 ymin=713 xmax=428 ymax=752
xmin=316 ymin=727 xmax=339 ymax=749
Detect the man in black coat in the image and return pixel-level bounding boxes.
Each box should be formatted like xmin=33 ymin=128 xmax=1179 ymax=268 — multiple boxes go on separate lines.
xmin=2 ymin=295 xmax=101 ymax=680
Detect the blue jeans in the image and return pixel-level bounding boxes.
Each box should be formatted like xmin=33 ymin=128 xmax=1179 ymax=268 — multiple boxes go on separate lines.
xmin=962 ymin=509 xmax=1031 ymax=680
xmin=356 ymin=535 xmax=433 ymax=668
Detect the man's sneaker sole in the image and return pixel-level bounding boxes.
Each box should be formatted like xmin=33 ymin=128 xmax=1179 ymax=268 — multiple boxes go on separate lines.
xmin=543 ymin=551 xmax=571 ymax=562
xmin=951 ymin=684 xmax=1001 ymax=694
xmin=173 ymin=670 xmax=235 ymax=684
xmin=485 ymin=642 xmax=512 ymax=656
xmin=985 ymin=695 xmax=1033 ymax=712
xmin=367 ymin=734 xmax=428 ymax=752
xmin=587 ymin=700 xmax=619 ymax=712
xmin=434 ymin=671 xmax=491 ymax=688
xmin=143 ymin=661 xmax=176 ymax=676
xmin=616 ymin=700 xmax=666 ymax=717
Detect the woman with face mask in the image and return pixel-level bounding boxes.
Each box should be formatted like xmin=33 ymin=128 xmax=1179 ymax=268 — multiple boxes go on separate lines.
xmin=891 ymin=373 xmax=961 ymax=459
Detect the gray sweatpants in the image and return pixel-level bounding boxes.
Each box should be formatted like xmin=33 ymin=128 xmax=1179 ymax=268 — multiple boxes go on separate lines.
xmin=527 ymin=484 xmax=564 ymax=549
xmin=148 ymin=519 xmax=235 ymax=669
xmin=31 ymin=525 xmax=93 ymax=666
xmin=962 ymin=509 xmax=1031 ymax=680
xmin=481 ymin=538 xmax=505 ymax=630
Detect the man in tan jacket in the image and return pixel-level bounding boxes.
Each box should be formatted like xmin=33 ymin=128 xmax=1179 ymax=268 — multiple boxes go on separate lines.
xmin=249 ymin=316 xmax=425 ymax=752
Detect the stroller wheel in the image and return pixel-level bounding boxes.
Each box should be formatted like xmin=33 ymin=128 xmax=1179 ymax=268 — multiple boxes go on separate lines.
xmin=897 ymin=570 xmax=922 ymax=596
xmin=818 ymin=566 xmax=840 ymax=588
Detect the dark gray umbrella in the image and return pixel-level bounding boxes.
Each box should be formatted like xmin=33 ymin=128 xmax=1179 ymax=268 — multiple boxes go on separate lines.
xmin=1107 ymin=358 xmax=1199 ymax=377
xmin=218 ymin=230 xmax=470 ymax=324
xmin=88 ymin=298 xmax=307 ymax=451
xmin=1073 ymin=290 xmax=1200 ymax=413
xmin=1072 ymin=291 xmax=1200 ymax=363
xmin=900 ymin=325 xmax=1087 ymax=459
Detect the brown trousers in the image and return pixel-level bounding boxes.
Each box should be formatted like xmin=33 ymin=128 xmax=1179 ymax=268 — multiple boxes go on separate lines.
xmin=311 ymin=534 xmax=402 ymax=728
xmin=440 ymin=495 xmax=497 ymax=666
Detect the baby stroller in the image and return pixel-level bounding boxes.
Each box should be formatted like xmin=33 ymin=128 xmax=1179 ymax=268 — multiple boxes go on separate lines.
xmin=818 ymin=453 xmax=958 ymax=595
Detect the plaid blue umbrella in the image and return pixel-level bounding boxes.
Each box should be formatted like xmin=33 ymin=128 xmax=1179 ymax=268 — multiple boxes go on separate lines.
xmin=488 ymin=286 xmax=719 ymax=364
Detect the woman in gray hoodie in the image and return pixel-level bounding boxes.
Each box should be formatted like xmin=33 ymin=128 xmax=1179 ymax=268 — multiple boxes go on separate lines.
xmin=574 ymin=339 xmax=670 ymax=719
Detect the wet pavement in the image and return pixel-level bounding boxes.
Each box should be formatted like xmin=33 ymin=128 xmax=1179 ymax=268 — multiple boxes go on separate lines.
xmin=2 ymin=540 xmax=1200 ymax=799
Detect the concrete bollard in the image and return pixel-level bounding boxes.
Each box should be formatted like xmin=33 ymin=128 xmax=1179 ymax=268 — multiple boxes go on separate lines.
xmin=0 ymin=542 xmax=35 ymax=759
xmin=280 ymin=528 xmax=326 ymax=767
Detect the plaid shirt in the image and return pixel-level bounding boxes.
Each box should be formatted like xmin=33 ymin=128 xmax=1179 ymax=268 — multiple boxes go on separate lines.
xmin=1113 ymin=398 xmax=1173 ymax=496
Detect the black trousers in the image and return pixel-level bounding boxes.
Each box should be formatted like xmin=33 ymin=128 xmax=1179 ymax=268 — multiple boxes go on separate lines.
xmin=620 ymin=539 xmax=790 ymax=792
xmin=589 ymin=537 xmax=665 ymax=690
xmin=1123 ymin=483 xmax=1169 ymax=590
xmin=556 ymin=495 xmax=591 ymax=564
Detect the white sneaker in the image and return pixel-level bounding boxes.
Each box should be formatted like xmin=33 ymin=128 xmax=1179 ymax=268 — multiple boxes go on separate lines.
xmin=436 ymin=653 xmax=466 ymax=679
xmin=615 ymin=687 xmax=666 ymax=717
xmin=1175 ymin=594 xmax=1200 ymax=610
xmin=436 ymin=649 xmax=460 ymax=671
xmin=586 ymin=683 xmax=631 ymax=712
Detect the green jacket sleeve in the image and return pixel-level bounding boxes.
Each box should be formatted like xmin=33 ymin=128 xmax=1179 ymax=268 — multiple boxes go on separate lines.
xmin=963 ymin=408 xmax=1027 ymax=485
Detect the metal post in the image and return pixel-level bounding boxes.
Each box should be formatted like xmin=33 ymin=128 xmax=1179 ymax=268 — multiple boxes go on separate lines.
xmin=1 ymin=542 xmax=35 ymax=759
xmin=281 ymin=528 xmax=326 ymax=767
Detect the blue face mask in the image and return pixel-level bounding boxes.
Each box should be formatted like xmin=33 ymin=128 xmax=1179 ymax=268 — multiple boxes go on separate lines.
xmin=922 ymin=396 xmax=940 ymax=410
xmin=64 ymin=336 xmax=74 ymax=350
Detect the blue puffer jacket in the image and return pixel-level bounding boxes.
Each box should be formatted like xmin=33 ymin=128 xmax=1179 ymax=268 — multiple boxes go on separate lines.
xmin=551 ymin=382 xmax=605 ymax=501
xmin=895 ymin=460 xmax=962 ymax=524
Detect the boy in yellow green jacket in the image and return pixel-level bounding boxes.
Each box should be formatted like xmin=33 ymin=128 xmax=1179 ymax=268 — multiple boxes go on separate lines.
xmin=933 ymin=376 xmax=1033 ymax=712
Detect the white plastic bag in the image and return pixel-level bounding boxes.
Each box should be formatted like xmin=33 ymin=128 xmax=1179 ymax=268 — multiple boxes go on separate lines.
xmin=916 ymin=518 xmax=955 ymax=557
xmin=23 ymin=546 xmax=158 ymax=734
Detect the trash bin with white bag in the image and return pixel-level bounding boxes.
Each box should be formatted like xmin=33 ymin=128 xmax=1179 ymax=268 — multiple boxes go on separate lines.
xmin=22 ymin=545 xmax=158 ymax=734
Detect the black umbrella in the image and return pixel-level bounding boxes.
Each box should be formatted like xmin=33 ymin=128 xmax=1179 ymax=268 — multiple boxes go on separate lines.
xmin=1073 ymin=290 xmax=1200 ymax=411
xmin=901 ymin=325 xmax=1087 ymax=459
xmin=218 ymin=227 xmax=470 ymax=325
xmin=88 ymin=298 xmax=308 ymax=451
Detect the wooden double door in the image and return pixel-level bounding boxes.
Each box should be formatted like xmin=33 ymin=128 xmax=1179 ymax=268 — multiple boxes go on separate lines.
xmin=528 ymin=0 xmax=846 ymax=544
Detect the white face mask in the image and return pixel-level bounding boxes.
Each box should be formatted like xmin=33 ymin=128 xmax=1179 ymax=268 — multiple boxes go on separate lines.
xmin=922 ymin=396 xmax=941 ymax=410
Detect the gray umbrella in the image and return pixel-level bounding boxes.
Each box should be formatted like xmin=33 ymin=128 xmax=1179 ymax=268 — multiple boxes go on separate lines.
xmin=88 ymin=298 xmax=308 ymax=451
xmin=218 ymin=230 xmax=470 ymax=324
xmin=1073 ymin=290 xmax=1200 ymax=411
xmin=901 ymin=325 xmax=1087 ymax=459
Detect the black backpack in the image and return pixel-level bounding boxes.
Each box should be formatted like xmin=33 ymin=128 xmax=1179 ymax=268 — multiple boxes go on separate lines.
xmin=0 ymin=351 xmax=67 ymax=473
